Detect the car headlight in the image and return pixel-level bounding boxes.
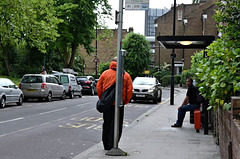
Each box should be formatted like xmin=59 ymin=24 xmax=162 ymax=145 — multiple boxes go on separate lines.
xmin=148 ymin=88 xmax=154 ymax=93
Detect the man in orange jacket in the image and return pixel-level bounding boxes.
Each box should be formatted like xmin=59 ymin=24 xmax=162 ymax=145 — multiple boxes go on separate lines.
xmin=97 ymin=57 xmax=133 ymax=150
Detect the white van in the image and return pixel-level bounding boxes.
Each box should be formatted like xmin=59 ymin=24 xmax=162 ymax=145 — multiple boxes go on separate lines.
xmin=54 ymin=73 xmax=82 ymax=98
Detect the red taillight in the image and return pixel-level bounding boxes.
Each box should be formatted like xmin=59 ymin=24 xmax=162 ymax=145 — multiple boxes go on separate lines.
xmin=69 ymin=86 xmax=71 ymax=91
xmin=41 ymin=83 xmax=47 ymax=89
xmin=84 ymin=81 xmax=91 ymax=84
xmin=19 ymin=83 xmax=21 ymax=89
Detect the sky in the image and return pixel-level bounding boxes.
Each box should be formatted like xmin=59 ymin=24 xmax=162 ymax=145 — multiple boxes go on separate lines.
xmin=105 ymin=0 xmax=193 ymax=35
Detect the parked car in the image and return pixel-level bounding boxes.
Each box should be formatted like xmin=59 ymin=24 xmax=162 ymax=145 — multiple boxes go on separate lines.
xmin=0 ymin=78 xmax=24 ymax=108
xmin=76 ymin=76 xmax=96 ymax=95
xmin=53 ymin=73 xmax=82 ymax=98
xmin=131 ymin=77 xmax=162 ymax=104
xmin=19 ymin=74 xmax=66 ymax=102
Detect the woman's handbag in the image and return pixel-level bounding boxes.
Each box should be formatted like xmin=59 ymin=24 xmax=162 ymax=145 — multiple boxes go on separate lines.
xmin=96 ymin=83 xmax=116 ymax=113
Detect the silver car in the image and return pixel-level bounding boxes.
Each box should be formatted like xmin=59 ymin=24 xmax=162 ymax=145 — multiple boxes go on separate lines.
xmin=19 ymin=74 xmax=66 ymax=102
xmin=0 ymin=78 xmax=24 ymax=108
xmin=132 ymin=77 xmax=162 ymax=104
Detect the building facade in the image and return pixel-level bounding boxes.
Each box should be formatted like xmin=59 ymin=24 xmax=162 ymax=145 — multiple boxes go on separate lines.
xmin=154 ymin=0 xmax=218 ymax=74
xmin=145 ymin=8 xmax=169 ymax=36
xmin=79 ymin=28 xmax=131 ymax=75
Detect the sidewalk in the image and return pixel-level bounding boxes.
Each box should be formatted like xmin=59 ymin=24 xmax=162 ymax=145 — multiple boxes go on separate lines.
xmin=74 ymin=88 xmax=221 ymax=159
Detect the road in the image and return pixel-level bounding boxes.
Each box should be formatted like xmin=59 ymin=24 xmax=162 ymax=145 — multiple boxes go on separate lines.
xmin=0 ymin=89 xmax=170 ymax=159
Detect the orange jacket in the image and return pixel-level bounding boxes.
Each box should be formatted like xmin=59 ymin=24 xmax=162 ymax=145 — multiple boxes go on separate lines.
xmin=97 ymin=61 xmax=133 ymax=105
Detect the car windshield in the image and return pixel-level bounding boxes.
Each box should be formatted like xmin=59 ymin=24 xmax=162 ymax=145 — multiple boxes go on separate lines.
xmin=21 ymin=76 xmax=42 ymax=83
xmin=133 ymin=78 xmax=155 ymax=85
xmin=0 ymin=79 xmax=14 ymax=87
xmin=77 ymin=77 xmax=88 ymax=81
xmin=60 ymin=75 xmax=69 ymax=83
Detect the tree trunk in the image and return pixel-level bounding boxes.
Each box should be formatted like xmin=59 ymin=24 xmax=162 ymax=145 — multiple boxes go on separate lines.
xmin=0 ymin=41 xmax=11 ymax=76
xmin=64 ymin=49 xmax=70 ymax=68
xmin=69 ymin=43 xmax=77 ymax=69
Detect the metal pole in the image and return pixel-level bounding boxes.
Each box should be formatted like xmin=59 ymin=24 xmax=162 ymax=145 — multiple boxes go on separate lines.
xmin=158 ymin=32 xmax=160 ymax=70
xmin=83 ymin=60 xmax=85 ymax=76
xmin=106 ymin=0 xmax=125 ymax=156
xmin=170 ymin=0 xmax=176 ymax=105
xmin=95 ymin=23 xmax=98 ymax=79
xmin=43 ymin=54 xmax=46 ymax=67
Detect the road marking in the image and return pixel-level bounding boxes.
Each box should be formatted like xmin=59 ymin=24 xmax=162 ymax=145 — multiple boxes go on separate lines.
xmin=76 ymin=102 xmax=94 ymax=107
xmin=39 ymin=108 xmax=67 ymax=115
xmin=0 ymin=108 xmax=96 ymax=138
xmin=0 ymin=117 xmax=24 ymax=124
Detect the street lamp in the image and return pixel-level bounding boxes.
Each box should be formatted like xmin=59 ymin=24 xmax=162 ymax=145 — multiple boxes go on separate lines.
xmin=170 ymin=0 xmax=177 ymax=105
xmin=182 ymin=18 xmax=188 ymax=62
xmin=154 ymin=23 xmax=160 ymax=71
xmin=95 ymin=17 xmax=98 ymax=79
xmin=202 ymin=13 xmax=207 ymax=35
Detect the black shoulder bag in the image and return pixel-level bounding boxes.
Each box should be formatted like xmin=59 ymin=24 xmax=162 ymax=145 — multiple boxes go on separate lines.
xmin=96 ymin=83 xmax=116 ymax=113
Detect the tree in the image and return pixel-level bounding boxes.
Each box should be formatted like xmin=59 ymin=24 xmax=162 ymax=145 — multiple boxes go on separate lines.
xmin=122 ymin=33 xmax=151 ymax=78
xmin=54 ymin=0 xmax=112 ymax=69
xmin=191 ymin=0 xmax=240 ymax=111
xmin=0 ymin=0 xmax=61 ymax=75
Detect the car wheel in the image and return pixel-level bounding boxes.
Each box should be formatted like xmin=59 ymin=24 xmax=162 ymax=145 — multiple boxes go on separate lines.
xmin=46 ymin=92 xmax=52 ymax=102
xmin=17 ymin=95 xmax=23 ymax=106
xmin=61 ymin=91 xmax=66 ymax=100
xmin=70 ymin=91 xmax=74 ymax=99
xmin=0 ymin=97 xmax=6 ymax=108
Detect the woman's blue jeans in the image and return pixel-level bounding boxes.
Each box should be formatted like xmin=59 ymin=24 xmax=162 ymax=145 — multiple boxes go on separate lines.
xmin=176 ymin=104 xmax=199 ymax=126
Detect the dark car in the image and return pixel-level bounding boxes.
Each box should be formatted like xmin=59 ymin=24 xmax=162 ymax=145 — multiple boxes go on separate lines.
xmin=76 ymin=76 xmax=96 ymax=95
xmin=131 ymin=77 xmax=162 ymax=104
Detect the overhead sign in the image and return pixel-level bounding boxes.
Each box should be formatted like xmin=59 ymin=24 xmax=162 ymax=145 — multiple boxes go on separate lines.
xmin=125 ymin=0 xmax=149 ymax=10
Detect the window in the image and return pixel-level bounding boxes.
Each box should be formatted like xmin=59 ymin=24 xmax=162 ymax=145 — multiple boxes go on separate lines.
xmin=60 ymin=75 xmax=69 ymax=83
xmin=52 ymin=77 xmax=59 ymax=84
xmin=178 ymin=10 xmax=183 ymax=21
xmin=22 ymin=76 xmax=42 ymax=83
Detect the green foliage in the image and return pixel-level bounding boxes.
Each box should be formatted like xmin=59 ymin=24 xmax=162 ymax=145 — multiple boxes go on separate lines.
xmin=122 ymin=33 xmax=151 ymax=78
xmin=151 ymin=63 xmax=171 ymax=82
xmin=99 ymin=62 xmax=110 ymax=74
xmin=190 ymin=0 xmax=240 ymax=111
xmin=54 ymin=0 xmax=112 ymax=68
xmin=161 ymin=75 xmax=181 ymax=87
xmin=181 ymin=69 xmax=194 ymax=85
xmin=0 ymin=0 xmax=112 ymax=77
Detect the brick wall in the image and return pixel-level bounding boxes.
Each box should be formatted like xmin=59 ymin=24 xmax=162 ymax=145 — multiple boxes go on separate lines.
xmin=218 ymin=97 xmax=240 ymax=159
xmin=79 ymin=29 xmax=129 ymax=75
xmin=154 ymin=0 xmax=218 ymax=70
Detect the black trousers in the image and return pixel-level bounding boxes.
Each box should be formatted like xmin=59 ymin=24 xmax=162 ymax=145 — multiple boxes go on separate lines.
xmin=102 ymin=105 xmax=124 ymax=150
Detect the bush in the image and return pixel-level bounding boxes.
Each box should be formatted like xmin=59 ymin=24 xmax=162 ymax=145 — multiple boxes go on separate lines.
xmin=181 ymin=70 xmax=193 ymax=84
xmin=161 ymin=75 xmax=181 ymax=87
xmin=99 ymin=62 xmax=110 ymax=74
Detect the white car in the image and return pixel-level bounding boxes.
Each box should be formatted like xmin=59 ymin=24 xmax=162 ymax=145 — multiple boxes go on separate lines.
xmin=132 ymin=77 xmax=162 ymax=104
xmin=0 ymin=78 xmax=24 ymax=108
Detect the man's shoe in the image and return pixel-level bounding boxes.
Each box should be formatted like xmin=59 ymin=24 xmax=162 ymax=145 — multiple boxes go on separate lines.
xmin=171 ymin=124 xmax=182 ymax=128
